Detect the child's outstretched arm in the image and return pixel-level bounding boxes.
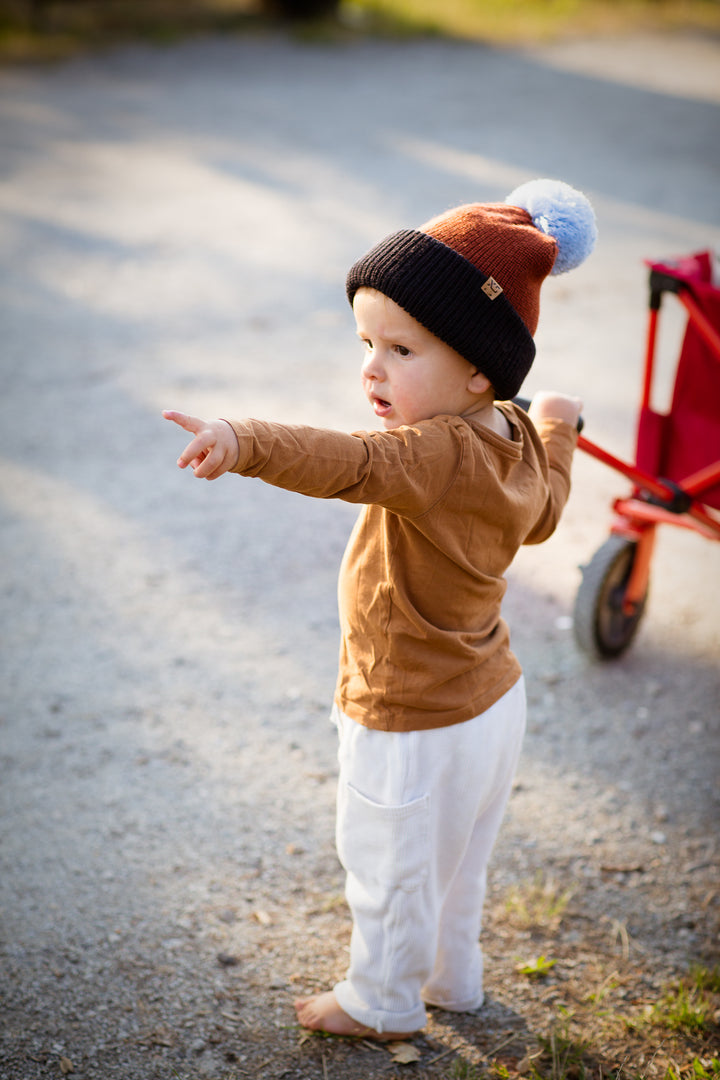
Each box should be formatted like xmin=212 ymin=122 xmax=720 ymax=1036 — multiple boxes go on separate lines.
xmin=163 ymin=410 xmax=239 ymax=480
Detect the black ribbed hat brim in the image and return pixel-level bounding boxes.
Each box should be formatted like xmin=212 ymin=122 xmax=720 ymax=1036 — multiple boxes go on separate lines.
xmin=346 ymin=229 xmax=535 ymax=401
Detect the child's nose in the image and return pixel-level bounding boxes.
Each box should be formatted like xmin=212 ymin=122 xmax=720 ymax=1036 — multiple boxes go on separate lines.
xmin=362 ymin=350 xmax=383 ymax=381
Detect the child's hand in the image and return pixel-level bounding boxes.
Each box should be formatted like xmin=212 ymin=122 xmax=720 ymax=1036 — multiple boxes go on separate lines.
xmin=163 ymin=410 xmax=239 ymax=479
xmin=528 ymin=392 xmax=583 ymax=429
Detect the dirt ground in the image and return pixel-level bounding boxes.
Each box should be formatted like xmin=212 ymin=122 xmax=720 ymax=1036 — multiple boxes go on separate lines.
xmin=0 ymin=24 xmax=719 ymax=1080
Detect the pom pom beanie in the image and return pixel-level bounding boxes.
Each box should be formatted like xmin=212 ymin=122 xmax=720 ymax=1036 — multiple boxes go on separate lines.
xmin=346 ymin=178 xmax=597 ymax=401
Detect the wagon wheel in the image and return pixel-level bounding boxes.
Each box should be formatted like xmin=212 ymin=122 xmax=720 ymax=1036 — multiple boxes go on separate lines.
xmin=573 ymin=535 xmax=649 ymax=659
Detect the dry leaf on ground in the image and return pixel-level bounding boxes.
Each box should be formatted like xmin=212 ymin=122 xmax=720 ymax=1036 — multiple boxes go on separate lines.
xmin=388 ymin=1041 xmax=422 ymax=1064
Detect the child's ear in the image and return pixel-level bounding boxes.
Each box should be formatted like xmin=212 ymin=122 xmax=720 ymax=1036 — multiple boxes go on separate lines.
xmin=468 ymin=369 xmax=492 ymax=395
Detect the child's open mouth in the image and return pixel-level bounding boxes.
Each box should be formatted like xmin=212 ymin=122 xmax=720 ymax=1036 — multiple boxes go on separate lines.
xmin=372 ymin=395 xmax=392 ymax=415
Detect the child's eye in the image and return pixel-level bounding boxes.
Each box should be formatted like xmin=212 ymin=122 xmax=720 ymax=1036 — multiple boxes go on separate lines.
xmin=395 ymin=345 xmax=411 ymax=358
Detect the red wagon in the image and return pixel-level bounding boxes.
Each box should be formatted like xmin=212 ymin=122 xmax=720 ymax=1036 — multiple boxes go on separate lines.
xmin=572 ymin=249 xmax=720 ymax=658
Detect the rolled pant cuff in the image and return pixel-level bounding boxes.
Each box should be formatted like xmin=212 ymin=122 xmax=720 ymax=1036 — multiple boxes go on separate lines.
xmin=334 ymin=979 xmax=427 ymax=1035
xmin=421 ymin=989 xmax=485 ymax=1013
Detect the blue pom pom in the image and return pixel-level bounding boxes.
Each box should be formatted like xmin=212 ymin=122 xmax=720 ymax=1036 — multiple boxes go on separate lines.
xmin=506 ymin=178 xmax=597 ymax=275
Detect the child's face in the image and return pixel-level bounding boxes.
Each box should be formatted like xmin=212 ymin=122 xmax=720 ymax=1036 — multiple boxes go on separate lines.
xmin=353 ymin=288 xmax=488 ymax=430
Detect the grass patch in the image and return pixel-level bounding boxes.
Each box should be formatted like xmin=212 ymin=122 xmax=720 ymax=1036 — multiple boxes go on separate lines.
xmin=481 ymin=962 xmax=719 ymax=1080
xmin=656 ymin=981 xmax=712 ymax=1032
xmin=517 ymin=954 xmax=558 ymax=978
xmin=651 ymin=966 xmax=720 ymax=1034
xmin=621 ymin=965 xmax=720 ymax=1041
xmin=502 ymin=871 xmax=574 ymax=932
xmin=346 ymin=0 xmax=720 ymax=43
xmin=0 ymin=0 xmax=263 ymax=62
xmin=450 ymin=1061 xmax=482 ymax=1080
xmin=1 ymin=0 xmax=720 ymax=63
xmin=533 ymin=1025 xmax=592 ymax=1080
xmin=666 ymin=1059 xmax=720 ymax=1080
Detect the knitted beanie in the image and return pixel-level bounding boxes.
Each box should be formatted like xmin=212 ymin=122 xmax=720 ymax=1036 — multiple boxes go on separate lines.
xmin=346 ymin=178 xmax=597 ymax=401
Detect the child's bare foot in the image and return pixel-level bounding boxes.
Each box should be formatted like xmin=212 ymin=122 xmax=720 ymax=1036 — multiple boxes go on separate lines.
xmin=294 ymin=991 xmax=412 ymax=1042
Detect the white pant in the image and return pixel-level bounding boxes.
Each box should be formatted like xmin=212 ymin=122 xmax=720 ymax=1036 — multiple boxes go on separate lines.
xmin=332 ymin=677 xmax=526 ymax=1034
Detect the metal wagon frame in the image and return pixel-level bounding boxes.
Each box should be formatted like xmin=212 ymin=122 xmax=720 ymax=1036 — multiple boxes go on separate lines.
xmin=572 ymin=249 xmax=720 ymax=658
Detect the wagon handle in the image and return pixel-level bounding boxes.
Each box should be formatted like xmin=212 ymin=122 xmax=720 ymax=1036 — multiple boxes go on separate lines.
xmin=512 ymin=396 xmax=584 ymax=433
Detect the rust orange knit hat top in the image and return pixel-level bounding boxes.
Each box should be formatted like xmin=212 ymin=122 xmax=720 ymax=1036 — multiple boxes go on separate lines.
xmin=347 ymin=178 xmax=597 ymax=400
xmin=421 ymin=201 xmax=557 ymax=337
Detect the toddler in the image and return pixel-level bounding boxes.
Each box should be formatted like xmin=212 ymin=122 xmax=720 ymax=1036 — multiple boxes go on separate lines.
xmin=164 ymin=178 xmax=596 ymax=1040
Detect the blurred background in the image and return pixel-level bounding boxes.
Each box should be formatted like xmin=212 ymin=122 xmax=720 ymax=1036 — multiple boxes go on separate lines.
xmin=1 ymin=3 xmax=718 ymax=1077
xmin=1 ymin=0 xmax=719 ymax=61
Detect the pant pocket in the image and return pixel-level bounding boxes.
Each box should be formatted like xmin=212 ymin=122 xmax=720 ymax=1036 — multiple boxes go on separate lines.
xmin=337 ymin=781 xmax=430 ymax=892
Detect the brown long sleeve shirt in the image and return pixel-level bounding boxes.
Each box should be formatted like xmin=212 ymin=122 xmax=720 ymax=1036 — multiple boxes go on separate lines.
xmin=228 ymin=402 xmax=577 ymax=732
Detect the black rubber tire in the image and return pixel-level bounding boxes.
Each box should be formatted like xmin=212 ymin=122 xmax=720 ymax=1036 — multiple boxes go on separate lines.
xmin=573 ymin=535 xmax=649 ymax=659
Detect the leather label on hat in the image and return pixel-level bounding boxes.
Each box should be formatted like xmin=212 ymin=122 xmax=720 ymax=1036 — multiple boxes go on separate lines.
xmin=482 ymin=276 xmax=503 ymax=300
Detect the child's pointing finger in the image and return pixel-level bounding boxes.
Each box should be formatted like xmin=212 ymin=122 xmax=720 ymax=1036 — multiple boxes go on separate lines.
xmin=163 ymin=409 xmax=213 ymax=469
xmin=163 ymin=409 xmax=202 ymax=434
xmin=163 ymin=411 xmax=239 ymax=479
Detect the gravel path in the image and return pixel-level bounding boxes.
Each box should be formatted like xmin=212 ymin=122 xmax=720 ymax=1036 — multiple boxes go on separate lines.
xmin=1 ymin=27 xmax=718 ymax=1079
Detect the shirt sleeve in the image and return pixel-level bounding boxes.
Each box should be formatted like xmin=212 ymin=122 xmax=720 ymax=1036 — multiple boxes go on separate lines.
xmin=224 ymin=417 xmax=463 ymax=515
xmin=523 ymin=417 xmax=578 ymax=545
